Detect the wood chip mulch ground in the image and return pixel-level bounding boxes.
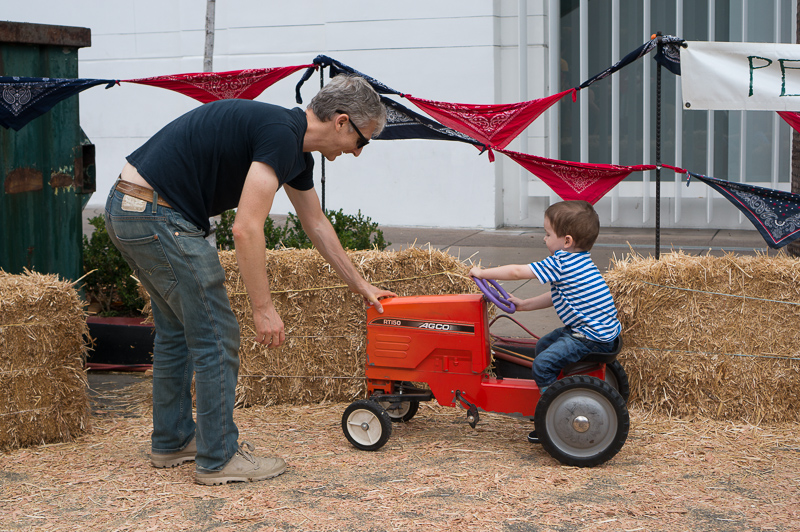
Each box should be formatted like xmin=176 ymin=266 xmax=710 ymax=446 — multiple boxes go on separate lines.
xmin=1 ymin=377 xmax=798 ymax=532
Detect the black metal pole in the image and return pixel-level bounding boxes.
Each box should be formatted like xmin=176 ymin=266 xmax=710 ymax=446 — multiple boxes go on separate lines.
xmin=655 ymin=33 xmax=662 ymax=260
xmin=320 ymin=67 xmax=326 ymax=213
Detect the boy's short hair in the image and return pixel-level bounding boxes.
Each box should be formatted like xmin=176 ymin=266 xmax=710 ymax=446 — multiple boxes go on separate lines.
xmin=545 ymin=200 xmax=600 ymax=251
xmin=308 ymin=75 xmax=386 ymax=136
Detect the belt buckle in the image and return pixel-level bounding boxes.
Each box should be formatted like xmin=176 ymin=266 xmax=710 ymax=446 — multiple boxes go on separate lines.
xmin=570 ymin=330 xmax=586 ymax=340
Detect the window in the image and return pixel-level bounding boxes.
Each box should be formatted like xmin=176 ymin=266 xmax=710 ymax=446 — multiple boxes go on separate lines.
xmin=556 ymin=0 xmax=793 ymax=192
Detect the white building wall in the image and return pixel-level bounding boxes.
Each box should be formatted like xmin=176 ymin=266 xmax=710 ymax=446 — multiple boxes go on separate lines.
xmin=5 ymin=0 xmax=541 ymax=229
xmin=497 ymin=1 xmax=551 ymax=227
xmin=7 ymin=1 xmax=788 ymax=232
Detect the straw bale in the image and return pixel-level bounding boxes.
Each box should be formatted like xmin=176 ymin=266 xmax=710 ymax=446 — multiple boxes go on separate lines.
xmin=0 ymin=270 xmax=90 ymax=450
xmin=605 ymin=251 xmax=800 ymax=423
xmin=206 ymin=246 xmax=477 ymax=406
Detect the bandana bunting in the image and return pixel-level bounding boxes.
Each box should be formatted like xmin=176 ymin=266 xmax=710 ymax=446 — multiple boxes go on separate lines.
xmin=497 ymin=149 xmax=684 ymax=204
xmin=125 ymin=65 xmax=314 ymax=104
xmin=688 ymin=173 xmax=800 ymax=249
xmin=295 ymin=55 xmax=402 ymax=104
xmin=0 ymin=77 xmax=116 ymax=131
xmin=579 ymin=35 xmax=684 ymax=89
xmin=405 ymin=90 xmax=576 ymax=161
xmin=377 ymin=96 xmax=485 ymax=148
xmin=778 ymin=111 xmax=800 ymax=134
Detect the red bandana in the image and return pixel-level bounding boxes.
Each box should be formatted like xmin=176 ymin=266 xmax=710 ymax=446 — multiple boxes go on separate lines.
xmin=499 ymin=149 xmax=685 ymax=204
xmin=778 ymin=111 xmax=800 ymax=134
xmin=404 ymin=89 xmax=576 ymax=161
xmin=124 ymin=65 xmax=314 ymax=103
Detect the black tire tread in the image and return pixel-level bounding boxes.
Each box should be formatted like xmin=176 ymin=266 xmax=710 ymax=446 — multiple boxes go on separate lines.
xmin=606 ymin=360 xmax=630 ymax=403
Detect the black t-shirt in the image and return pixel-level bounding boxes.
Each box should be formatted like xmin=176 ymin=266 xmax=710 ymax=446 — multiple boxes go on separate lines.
xmin=127 ymin=99 xmax=314 ymax=235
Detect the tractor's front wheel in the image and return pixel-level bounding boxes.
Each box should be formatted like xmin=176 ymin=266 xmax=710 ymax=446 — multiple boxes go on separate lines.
xmin=342 ymin=400 xmax=392 ymax=451
xmin=378 ymin=399 xmax=420 ymax=422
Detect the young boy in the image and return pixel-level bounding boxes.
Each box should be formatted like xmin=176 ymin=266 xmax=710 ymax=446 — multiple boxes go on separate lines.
xmin=469 ymin=200 xmax=621 ymax=397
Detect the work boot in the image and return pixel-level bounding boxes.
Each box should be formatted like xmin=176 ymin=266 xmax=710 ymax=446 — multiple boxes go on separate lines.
xmin=151 ymin=437 xmax=197 ymax=468
xmin=195 ymin=441 xmax=287 ymax=486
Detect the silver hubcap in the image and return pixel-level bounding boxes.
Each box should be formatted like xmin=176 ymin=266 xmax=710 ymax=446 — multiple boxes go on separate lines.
xmin=545 ymin=387 xmax=617 ymax=457
xmin=572 ymin=415 xmax=590 ymax=433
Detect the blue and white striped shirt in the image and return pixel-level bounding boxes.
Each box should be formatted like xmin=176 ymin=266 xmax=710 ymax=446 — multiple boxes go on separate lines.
xmin=528 ymin=250 xmax=621 ymax=342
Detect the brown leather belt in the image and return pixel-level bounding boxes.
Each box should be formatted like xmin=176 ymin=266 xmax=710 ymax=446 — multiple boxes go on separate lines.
xmin=115 ymin=179 xmax=172 ymax=208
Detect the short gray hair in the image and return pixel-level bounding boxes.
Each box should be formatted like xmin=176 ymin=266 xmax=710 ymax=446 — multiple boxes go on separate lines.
xmin=308 ymin=75 xmax=386 ymax=136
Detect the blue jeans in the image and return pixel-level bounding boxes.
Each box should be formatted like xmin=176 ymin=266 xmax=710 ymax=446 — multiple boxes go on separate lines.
xmin=105 ymin=188 xmax=241 ymax=472
xmin=533 ymin=327 xmax=616 ymax=388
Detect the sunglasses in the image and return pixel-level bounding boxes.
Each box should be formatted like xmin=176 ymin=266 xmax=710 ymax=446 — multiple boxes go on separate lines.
xmin=337 ymin=110 xmax=370 ymax=149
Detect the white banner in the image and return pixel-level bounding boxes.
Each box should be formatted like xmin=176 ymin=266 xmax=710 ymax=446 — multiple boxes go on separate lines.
xmin=681 ymin=41 xmax=800 ymax=111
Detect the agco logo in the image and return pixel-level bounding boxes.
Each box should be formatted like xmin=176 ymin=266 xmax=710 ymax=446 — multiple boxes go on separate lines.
xmin=372 ymin=318 xmax=475 ymax=334
xmin=418 ymin=322 xmax=451 ymax=331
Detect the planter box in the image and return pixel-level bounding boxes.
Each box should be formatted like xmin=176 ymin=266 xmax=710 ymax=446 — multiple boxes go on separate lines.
xmin=86 ymin=316 xmax=154 ymax=370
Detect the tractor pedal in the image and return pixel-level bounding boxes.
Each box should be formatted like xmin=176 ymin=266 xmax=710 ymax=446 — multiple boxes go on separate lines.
xmin=466 ymin=405 xmax=480 ymax=429
xmin=454 ymin=390 xmax=481 ymax=428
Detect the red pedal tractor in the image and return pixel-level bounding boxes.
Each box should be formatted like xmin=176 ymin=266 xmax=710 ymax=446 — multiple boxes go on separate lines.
xmin=341 ymin=280 xmax=629 ymax=467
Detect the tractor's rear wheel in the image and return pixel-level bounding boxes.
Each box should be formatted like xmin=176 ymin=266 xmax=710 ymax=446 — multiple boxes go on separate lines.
xmin=534 ymin=375 xmax=628 ymax=467
xmin=604 ymin=360 xmax=630 ymax=403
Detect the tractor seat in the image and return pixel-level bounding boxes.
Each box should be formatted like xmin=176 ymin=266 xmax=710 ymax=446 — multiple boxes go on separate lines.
xmin=576 ymin=336 xmax=622 ymax=363
xmin=562 ymin=336 xmax=622 ymax=375
xmin=493 ymin=336 xmax=622 ymax=369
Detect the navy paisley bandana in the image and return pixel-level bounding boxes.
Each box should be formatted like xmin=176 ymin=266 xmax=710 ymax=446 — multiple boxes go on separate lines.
xmin=295 ymin=55 xmax=401 ymax=104
xmin=688 ymin=172 xmax=800 ymax=249
xmin=0 ymin=77 xmax=116 ymax=131
xmin=378 ymin=96 xmax=485 ymax=148
xmin=579 ymin=35 xmax=684 ymax=90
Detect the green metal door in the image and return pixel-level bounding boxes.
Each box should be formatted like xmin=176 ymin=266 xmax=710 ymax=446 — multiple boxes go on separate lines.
xmin=1 ymin=22 xmax=95 ymax=281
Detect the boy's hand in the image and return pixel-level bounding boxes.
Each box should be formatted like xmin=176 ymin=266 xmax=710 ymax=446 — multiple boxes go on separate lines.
xmin=509 ymin=291 xmax=553 ymax=312
xmin=468 ymin=267 xmax=482 ymax=279
xmin=508 ymin=295 xmax=527 ymax=311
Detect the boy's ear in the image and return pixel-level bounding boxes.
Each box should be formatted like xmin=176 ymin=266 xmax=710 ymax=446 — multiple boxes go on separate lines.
xmin=563 ymin=234 xmax=575 ymax=249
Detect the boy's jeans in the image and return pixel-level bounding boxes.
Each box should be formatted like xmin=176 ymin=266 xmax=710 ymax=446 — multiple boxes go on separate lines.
xmin=533 ymin=327 xmax=616 ymax=389
xmin=105 ymin=188 xmax=240 ymax=472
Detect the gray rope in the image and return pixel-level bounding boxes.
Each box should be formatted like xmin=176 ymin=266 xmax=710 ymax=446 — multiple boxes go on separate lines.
xmin=641 ymin=281 xmax=800 ymax=307
xmin=631 ymin=346 xmax=800 ymax=362
xmin=0 ymin=407 xmax=52 ymax=417
xmin=239 ymin=374 xmax=364 ymax=379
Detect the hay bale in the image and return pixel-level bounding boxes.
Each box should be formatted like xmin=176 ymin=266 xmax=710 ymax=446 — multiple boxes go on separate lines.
xmin=0 ymin=270 xmax=90 ymax=450
xmin=605 ymin=251 xmax=800 ymax=423
xmin=209 ymin=246 xmax=477 ymax=407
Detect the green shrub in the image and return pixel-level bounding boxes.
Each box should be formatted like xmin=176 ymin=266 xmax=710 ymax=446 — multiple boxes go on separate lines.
xmin=214 ymin=209 xmax=389 ymax=251
xmin=215 ymin=209 xmax=290 ymax=251
xmin=320 ymin=209 xmax=389 ymax=251
xmin=82 ymin=215 xmax=146 ymax=316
